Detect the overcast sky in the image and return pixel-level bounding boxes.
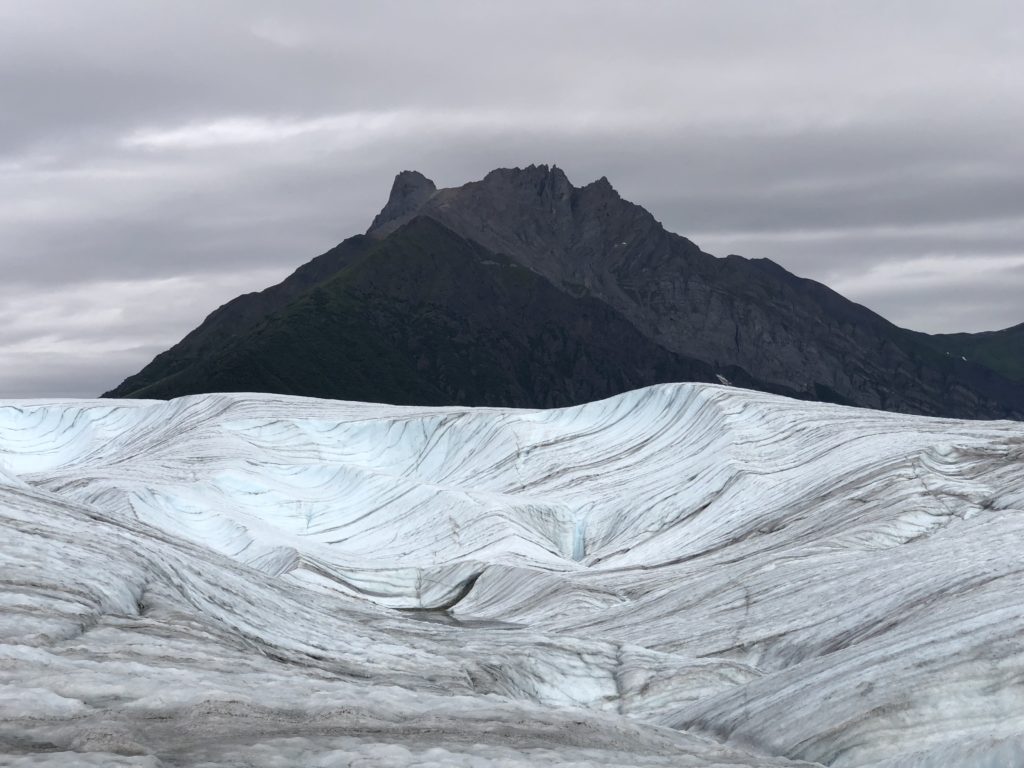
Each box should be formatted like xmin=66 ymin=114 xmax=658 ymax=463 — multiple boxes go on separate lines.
xmin=2 ymin=1 xmax=1023 ymax=397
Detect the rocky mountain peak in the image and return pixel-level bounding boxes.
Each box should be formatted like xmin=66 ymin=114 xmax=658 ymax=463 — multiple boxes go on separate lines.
xmin=367 ymin=170 xmax=437 ymax=237
xmin=582 ymin=175 xmax=619 ymax=199
xmin=480 ymin=164 xmax=573 ymax=199
xmin=363 ymin=165 xmax=677 ymax=296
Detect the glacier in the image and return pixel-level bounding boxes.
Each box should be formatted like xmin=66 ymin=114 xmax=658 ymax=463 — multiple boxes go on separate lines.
xmin=1 ymin=383 xmax=1023 ymax=766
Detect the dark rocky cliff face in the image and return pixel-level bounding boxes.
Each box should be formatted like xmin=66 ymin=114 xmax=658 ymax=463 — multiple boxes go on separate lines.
xmin=106 ymin=165 xmax=1024 ymax=419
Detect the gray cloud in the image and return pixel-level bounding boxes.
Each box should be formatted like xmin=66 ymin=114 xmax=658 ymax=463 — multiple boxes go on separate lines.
xmin=1 ymin=1 xmax=1023 ymax=397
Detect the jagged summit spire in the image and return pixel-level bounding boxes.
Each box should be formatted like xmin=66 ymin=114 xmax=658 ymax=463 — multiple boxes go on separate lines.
xmin=368 ymin=166 xmax=628 ymax=240
xmin=367 ymin=170 xmax=437 ymax=237
xmin=365 ymin=164 xmax=647 ymax=267
xmin=368 ymin=165 xmax=580 ymax=239
xmin=482 ymin=163 xmax=568 ymax=181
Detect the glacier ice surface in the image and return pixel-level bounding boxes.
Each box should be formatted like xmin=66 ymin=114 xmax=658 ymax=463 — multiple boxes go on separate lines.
xmin=1 ymin=383 xmax=1023 ymax=766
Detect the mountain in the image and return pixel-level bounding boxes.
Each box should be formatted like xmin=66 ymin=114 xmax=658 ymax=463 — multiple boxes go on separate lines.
xmin=4 ymin=385 xmax=1024 ymax=764
xmin=105 ymin=216 xmax=798 ymax=407
xmin=915 ymin=322 xmax=1024 ymax=383
xmin=105 ymin=165 xmax=1024 ymax=419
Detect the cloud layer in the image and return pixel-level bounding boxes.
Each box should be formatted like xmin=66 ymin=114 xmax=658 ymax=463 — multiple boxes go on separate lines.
xmin=2 ymin=1 xmax=1022 ymax=397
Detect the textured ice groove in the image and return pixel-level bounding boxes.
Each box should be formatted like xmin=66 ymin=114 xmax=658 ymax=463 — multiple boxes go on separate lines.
xmin=0 ymin=383 xmax=1022 ymax=766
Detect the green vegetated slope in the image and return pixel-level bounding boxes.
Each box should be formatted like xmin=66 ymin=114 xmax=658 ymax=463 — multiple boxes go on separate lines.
xmin=917 ymin=324 xmax=1024 ymax=383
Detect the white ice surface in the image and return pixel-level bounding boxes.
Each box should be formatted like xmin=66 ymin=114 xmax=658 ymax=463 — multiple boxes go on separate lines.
xmin=1 ymin=383 xmax=1022 ymax=766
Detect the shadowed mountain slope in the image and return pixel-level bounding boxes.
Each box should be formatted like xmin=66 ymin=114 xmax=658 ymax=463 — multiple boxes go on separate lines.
xmin=107 ymin=217 xmax=792 ymax=406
